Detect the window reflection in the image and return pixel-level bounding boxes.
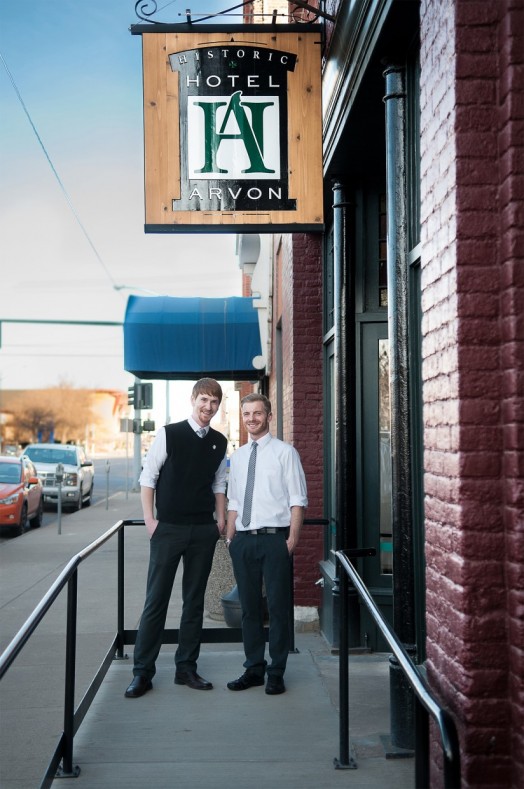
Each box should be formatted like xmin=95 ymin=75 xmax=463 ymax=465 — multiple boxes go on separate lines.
xmin=379 ymin=195 xmax=388 ymax=307
xmin=379 ymin=339 xmax=392 ymax=573
xmin=329 ymin=353 xmax=336 ymax=553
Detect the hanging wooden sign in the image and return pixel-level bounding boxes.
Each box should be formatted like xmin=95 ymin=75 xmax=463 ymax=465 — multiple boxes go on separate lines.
xmin=133 ymin=26 xmax=323 ymax=233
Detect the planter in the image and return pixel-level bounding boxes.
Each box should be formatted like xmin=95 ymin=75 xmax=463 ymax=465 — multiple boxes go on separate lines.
xmin=221 ymin=584 xmax=243 ymax=628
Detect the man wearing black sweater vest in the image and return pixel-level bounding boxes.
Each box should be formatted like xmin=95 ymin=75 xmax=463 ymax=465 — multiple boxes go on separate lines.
xmin=125 ymin=378 xmax=227 ymax=697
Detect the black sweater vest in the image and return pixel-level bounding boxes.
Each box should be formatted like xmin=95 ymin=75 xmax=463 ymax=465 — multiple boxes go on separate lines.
xmin=155 ymin=420 xmax=227 ymax=525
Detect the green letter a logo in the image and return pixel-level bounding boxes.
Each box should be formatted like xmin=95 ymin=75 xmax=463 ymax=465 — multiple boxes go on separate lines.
xmin=194 ymin=91 xmax=276 ymax=175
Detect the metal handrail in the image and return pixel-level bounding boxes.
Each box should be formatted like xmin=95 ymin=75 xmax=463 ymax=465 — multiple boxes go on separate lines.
xmin=0 ymin=516 xmax=329 ymax=787
xmin=0 ymin=517 xmax=248 ymax=787
xmin=0 ymin=518 xmax=131 ymax=785
xmin=1 ymin=520 xmax=461 ymax=787
xmin=0 ymin=519 xmax=127 ymax=680
xmin=335 ymin=549 xmax=461 ymax=789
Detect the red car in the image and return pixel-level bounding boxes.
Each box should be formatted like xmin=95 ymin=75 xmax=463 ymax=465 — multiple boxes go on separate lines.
xmin=0 ymin=455 xmax=44 ymax=536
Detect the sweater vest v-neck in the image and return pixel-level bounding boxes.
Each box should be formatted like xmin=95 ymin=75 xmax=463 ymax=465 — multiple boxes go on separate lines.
xmin=155 ymin=420 xmax=227 ymax=525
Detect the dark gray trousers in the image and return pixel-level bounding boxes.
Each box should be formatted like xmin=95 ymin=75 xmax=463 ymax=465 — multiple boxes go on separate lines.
xmin=230 ymin=530 xmax=291 ymax=678
xmin=133 ymin=521 xmax=219 ymax=679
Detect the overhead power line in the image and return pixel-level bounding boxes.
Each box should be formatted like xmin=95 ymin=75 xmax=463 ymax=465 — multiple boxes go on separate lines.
xmin=0 ymin=50 xmax=122 ymax=295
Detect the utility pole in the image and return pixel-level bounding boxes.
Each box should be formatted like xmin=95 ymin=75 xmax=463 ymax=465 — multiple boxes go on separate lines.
xmin=133 ymin=377 xmax=142 ymax=491
xmin=127 ymin=378 xmax=143 ymax=491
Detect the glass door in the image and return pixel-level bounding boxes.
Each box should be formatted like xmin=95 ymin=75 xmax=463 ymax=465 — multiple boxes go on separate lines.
xmin=359 ymin=321 xmax=393 ymax=649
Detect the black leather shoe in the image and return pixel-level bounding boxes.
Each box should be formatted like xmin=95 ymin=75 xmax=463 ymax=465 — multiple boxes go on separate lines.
xmin=124 ymin=676 xmax=153 ymax=698
xmin=174 ymin=670 xmax=213 ymax=690
xmin=227 ymin=672 xmax=265 ymax=691
xmin=265 ymin=676 xmax=286 ymax=695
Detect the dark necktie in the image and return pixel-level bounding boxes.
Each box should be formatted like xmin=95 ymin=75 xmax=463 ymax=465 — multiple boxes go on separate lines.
xmin=243 ymin=442 xmax=258 ymax=527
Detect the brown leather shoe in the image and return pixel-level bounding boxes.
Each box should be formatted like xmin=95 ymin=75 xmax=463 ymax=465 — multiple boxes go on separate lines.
xmin=124 ymin=676 xmax=153 ymax=698
xmin=174 ymin=670 xmax=213 ymax=690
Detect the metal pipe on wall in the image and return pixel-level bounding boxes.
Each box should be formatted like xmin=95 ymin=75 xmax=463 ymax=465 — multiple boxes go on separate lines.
xmin=383 ymin=62 xmax=417 ymax=750
xmin=332 ymin=179 xmax=358 ymax=769
xmin=332 ymin=183 xmax=360 ymax=642
xmin=332 ymin=180 xmax=350 ymax=556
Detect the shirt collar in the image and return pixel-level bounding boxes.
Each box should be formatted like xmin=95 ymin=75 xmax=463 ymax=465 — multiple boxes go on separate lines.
xmin=188 ymin=416 xmax=208 ymax=435
xmin=248 ymin=432 xmax=271 ymax=448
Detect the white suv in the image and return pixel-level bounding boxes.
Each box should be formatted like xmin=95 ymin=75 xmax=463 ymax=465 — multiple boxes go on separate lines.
xmin=23 ymin=444 xmax=94 ymax=511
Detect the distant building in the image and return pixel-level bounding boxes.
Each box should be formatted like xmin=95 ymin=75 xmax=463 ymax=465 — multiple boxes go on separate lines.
xmin=0 ymin=388 xmax=128 ymax=454
xmin=243 ymin=0 xmax=291 ymax=23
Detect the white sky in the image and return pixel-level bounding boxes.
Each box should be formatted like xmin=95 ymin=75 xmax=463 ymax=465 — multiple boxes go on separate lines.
xmin=0 ymin=0 xmax=243 ymax=407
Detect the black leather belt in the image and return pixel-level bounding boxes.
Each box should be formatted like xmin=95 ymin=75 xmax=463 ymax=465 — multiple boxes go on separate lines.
xmin=239 ymin=527 xmax=287 ymax=535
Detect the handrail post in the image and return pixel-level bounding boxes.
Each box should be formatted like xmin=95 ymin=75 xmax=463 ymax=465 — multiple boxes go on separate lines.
xmin=415 ymin=696 xmax=430 ymax=788
xmin=335 ymin=550 xmax=461 ymax=785
xmin=116 ymin=526 xmax=126 ymax=659
xmin=333 ymin=555 xmax=357 ymax=769
xmin=288 ymin=554 xmax=297 ymax=653
xmin=334 ymin=561 xmax=349 ymax=768
xmin=56 ymin=572 xmax=80 ymax=778
xmin=441 ymin=710 xmax=461 ymax=789
xmin=290 ymin=518 xmax=329 ymax=655
xmin=334 ymin=547 xmax=375 ymax=769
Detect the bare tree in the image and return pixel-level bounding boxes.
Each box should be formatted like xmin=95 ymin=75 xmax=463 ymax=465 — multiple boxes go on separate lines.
xmin=15 ymin=405 xmax=56 ymax=443
xmin=10 ymin=385 xmax=95 ymax=444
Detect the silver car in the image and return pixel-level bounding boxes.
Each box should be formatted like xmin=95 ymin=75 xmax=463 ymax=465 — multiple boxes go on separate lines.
xmin=23 ymin=444 xmax=94 ymax=511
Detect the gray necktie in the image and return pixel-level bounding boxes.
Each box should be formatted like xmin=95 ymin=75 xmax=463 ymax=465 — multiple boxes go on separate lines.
xmin=197 ymin=428 xmax=207 ymax=438
xmin=243 ymin=442 xmax=258 ymax=527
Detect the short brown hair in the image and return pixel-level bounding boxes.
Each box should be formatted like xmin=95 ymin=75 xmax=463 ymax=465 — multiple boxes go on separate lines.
xmin=192 ymin=378 xmax=223 ymax=403
xmin=240 ymin=393 xmax=272 ymax=415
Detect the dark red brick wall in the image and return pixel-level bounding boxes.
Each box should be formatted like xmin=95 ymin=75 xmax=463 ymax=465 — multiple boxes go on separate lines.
xmin=421 ymin=1 xmax=523 ymax=786
xmin=273 ymin=232 xmax=325 ymax=607
xmin=495 ymin=0 xmax=524 ymax=782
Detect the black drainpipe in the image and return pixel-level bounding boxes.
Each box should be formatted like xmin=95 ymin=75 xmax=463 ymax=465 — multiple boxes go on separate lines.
xmin=332 ymin=180 xmax=359 ymax=651
xmin=383 ymin=63 xmax=417 ymax=750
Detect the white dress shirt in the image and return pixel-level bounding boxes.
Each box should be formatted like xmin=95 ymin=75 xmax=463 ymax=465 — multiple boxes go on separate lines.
xmin=139 ymin=417 xmax=227 ymax=494
xmin=227 ymin=432 xmax=307 ymax=530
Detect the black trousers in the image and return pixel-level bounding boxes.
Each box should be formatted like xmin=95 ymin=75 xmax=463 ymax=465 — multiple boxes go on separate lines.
xmin=133 ymin=520 xmax=219 ymax=679
xmin=229 ymin=530 xmax=291 ymax=678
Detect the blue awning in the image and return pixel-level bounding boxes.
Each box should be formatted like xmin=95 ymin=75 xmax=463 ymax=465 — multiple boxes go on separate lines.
xmin=124 ymin=295 xmax=264 ymax=381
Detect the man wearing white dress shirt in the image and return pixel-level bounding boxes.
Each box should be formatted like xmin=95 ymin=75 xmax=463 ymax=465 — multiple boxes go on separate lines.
xmin=125 ymin=378 xmax=227 ymax=698
xmin=225 ymin=393 xmax=307 ymax=695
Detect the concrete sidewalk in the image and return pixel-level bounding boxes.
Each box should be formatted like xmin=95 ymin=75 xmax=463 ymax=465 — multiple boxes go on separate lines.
xmin=0 ymin=492 xmax=414 ymax=789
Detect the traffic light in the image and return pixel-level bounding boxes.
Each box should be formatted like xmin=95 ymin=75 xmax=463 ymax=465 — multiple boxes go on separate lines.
xmin=128 ymin=382 xmax=153 ymax=409
xmin=136 ymin=383 xmax=153 ymax=409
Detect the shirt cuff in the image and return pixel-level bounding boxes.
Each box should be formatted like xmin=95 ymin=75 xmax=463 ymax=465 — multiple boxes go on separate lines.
xmin=289 ymin=497 xmax=308 ymax=508
xmin=139 ymin=471 xmax=157 ymax=488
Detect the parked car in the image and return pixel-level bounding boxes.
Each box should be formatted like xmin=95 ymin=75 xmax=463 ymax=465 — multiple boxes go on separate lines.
xmin=23 ymin=443 xmax=94 ymax=511
xmin=2 ymin=443 xmax=23 ymax=457
xmin=0 ymin=455 xmax=44 ymax=536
